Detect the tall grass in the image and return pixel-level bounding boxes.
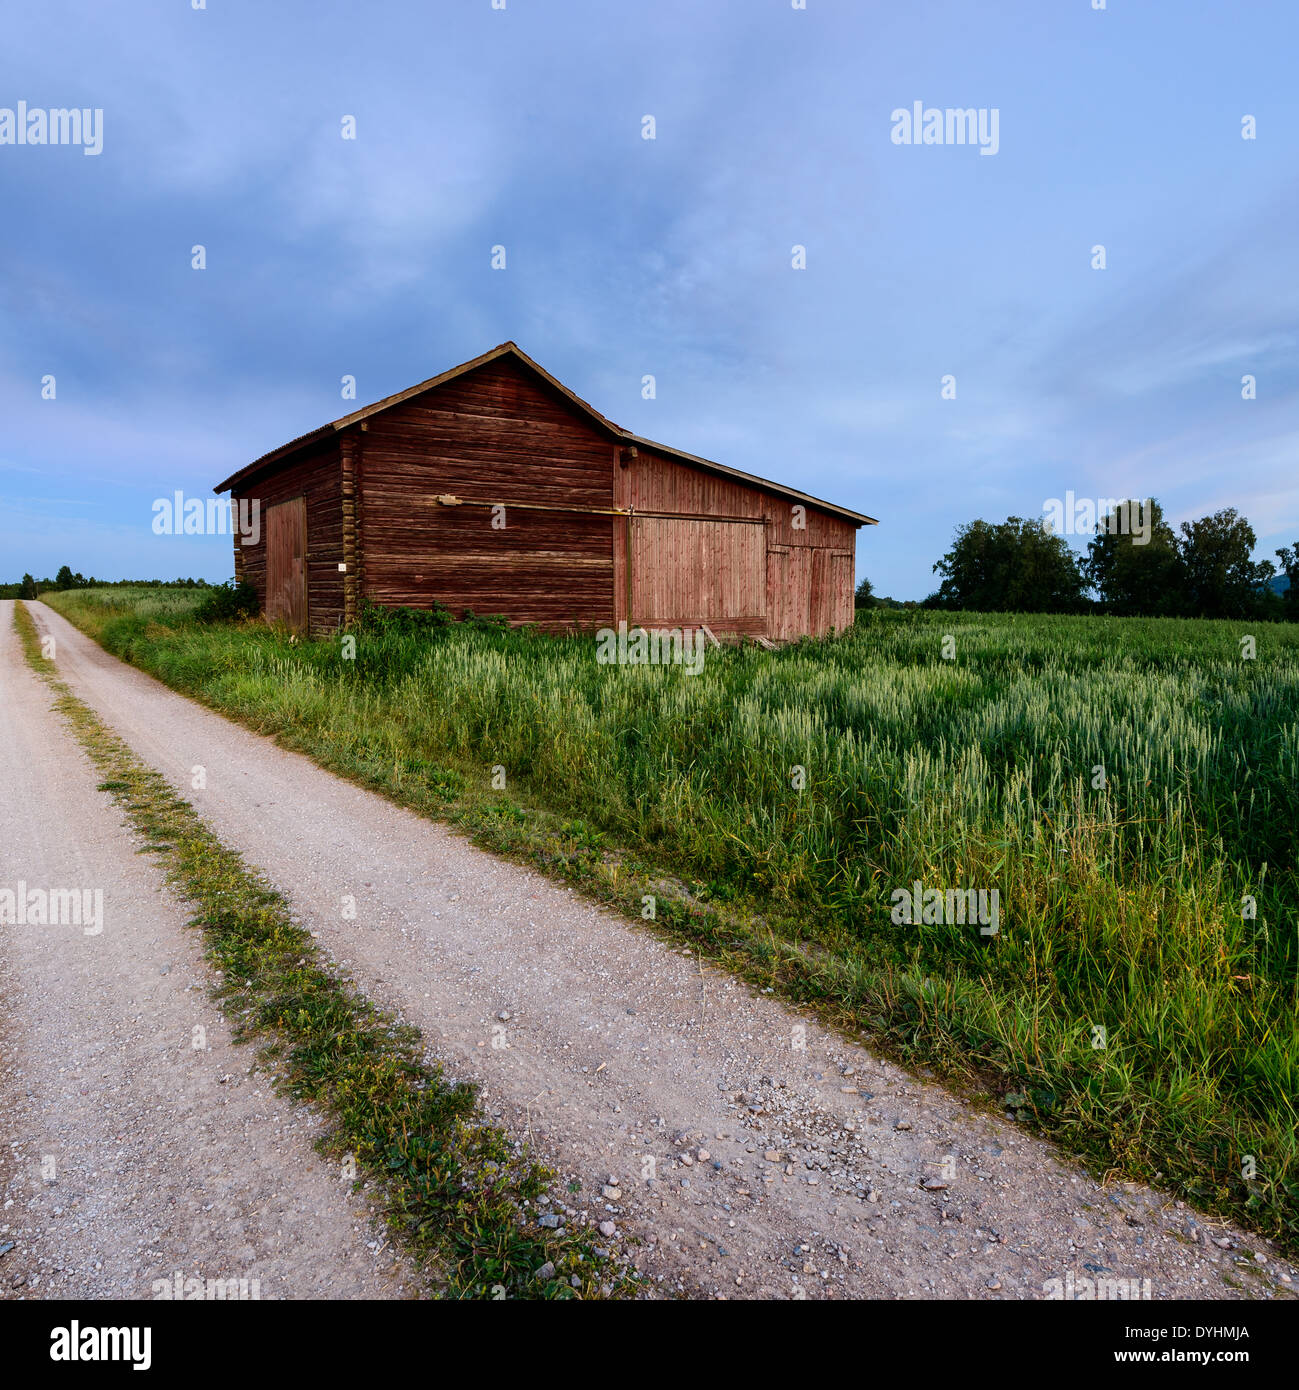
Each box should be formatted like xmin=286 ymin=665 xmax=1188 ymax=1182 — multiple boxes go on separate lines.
xmin=45 ymin=588 xmax=1299 ymax=1248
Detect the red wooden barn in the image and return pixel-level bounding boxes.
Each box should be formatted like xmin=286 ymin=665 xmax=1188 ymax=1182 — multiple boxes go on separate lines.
xmin=213 ymin=342 xmax=877 ymax=639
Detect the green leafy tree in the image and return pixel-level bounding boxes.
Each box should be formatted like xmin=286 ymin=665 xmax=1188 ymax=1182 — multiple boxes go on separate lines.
xmin=854 ymin=575 xmax=875 ymax=609
xmin=1275 ymin=544 xmax=1299 ymax=620
xmin=1178 ymin=509 xmax=1273 ymax=619
xmin=19 ymin=573 xmax=38 ymax=599
xmin=1085 ymin=498 xmax=1184 ymax=615
xmin=55 ymin=564 xmax=74 ymax=590
xmin=932 ymin=516 xmax=1088 ymax=613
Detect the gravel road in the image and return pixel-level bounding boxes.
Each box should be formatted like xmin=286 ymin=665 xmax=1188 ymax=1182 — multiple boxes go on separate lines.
xmin=0 ymin=603 xmax=415 ymax=1300
xmin=8 ymin=598 xmax=1297 ymax=1300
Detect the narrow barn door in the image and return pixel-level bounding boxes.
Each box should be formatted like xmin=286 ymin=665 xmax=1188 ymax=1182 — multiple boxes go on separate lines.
xmin=767 ymin=548 xmax=852 ymax=638
xmin=766 ymin=547 xmax=812 ymax=641
xmin=830 ymin=551 xmax=854 ymax=632
xmin=265 ymin=496 xmax=308 ymax=633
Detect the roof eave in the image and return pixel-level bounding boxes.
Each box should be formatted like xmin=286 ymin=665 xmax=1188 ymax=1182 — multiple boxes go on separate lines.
xmin=212 ymin=425 xmax=333 ymax=494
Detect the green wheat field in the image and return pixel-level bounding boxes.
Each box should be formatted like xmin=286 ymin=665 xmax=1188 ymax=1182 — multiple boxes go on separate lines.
xmin=41 ymin=587 xmax=1299 ymax=1250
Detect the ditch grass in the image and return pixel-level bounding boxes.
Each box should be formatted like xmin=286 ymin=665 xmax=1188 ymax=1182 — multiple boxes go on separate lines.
xmin=39 ymin=587 xmax=1299 ymax=1255
xmin=13 ymin=600 xmax=635 ymax=1300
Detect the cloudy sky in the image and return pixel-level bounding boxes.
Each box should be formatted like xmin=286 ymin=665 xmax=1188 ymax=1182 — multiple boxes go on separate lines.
xmin=3 ymin=0 xmax=1296 ymax=597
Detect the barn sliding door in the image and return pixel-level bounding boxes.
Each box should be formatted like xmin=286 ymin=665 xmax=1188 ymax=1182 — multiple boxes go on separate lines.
xmin=630 ymin=516 xmax=766 ymax=634
xmin=265 ymin=496 xmax=308 ymax=633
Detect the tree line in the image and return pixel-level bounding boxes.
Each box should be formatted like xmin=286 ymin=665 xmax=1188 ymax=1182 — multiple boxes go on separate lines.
xmin=0 ymin=570 xmax=216 ymax=600
xmin=859 ymin=502 xmax=1296 ymax=621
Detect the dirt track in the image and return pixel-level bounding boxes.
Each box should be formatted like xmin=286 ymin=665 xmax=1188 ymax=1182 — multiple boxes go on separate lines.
xmin=4 ymin=597 xmax=1296 ymax=1300
xmin=0 ymin=603 xmax=416 ymax=1300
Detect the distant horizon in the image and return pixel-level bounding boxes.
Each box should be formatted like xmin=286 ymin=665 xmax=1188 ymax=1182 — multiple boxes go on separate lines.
xmin=3 ymin=484 xmax=1292 ymax=602
xmin=8 ymin=551 xmax=1291 ymax=604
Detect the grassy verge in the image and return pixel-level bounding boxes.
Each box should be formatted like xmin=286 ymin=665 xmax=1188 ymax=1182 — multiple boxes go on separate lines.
xmin=13 ymin=600 xmax=634 ymax=1300
xmin=37 ymin=587 xmax=1299 ymax=1254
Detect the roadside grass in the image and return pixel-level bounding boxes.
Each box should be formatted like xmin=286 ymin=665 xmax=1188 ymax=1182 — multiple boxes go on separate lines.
xmin=39 ymin=587 xmax=1299 ymax=1253
xmin=14 ymin=600 xmax=635 ymax=1300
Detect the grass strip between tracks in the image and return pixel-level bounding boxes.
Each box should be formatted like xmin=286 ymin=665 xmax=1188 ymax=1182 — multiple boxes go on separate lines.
xmin=13 ymin=600 xmax=635 ymax=1300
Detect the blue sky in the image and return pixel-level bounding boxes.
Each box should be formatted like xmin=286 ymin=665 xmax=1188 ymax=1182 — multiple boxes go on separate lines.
xmin=2 ymin=0 xmax=1296 ymax=597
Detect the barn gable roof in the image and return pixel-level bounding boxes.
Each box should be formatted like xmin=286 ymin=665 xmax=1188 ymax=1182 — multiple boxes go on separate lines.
xmin=213 ymin=342 xmax=878 ymax=526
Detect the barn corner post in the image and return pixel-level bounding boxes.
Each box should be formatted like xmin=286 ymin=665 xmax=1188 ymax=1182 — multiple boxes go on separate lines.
xmin=612 ymin=441 xmax=635 ymax=629
xmin=229 ymin=495 xmax=244 ymax=584
xmin=340 ymin=429 xmax=359 ymax=628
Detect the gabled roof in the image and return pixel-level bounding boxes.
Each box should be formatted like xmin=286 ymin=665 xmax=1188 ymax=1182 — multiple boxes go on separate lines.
xmin=213 ymin=341 xmax=878 ymax=526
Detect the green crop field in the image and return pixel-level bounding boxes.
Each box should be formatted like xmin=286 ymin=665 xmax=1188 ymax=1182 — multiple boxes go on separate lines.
xmin=42 ymin=586 xmax=1299 ymax=1250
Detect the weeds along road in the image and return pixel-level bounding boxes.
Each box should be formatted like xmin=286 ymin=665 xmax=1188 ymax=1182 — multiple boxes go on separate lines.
xmin=0 ymin=603 xmax=417 ymax=1300
xmin=8 ymin=598 xmax=1298 ymax=1301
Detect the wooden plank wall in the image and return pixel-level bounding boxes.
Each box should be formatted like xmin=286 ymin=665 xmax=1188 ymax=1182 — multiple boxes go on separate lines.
xmin=619 ymin=446 xmax=856 ymax=638
xmin=233 ymin=437 xmax=344 ymax=632
xmin=359 ymin=358 xmax=615 ymax=629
